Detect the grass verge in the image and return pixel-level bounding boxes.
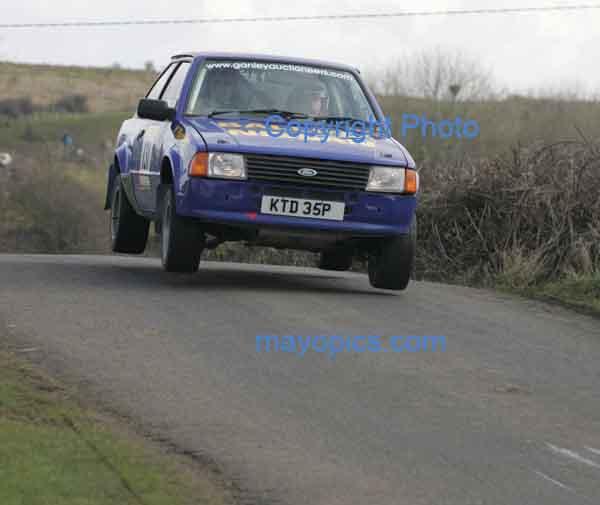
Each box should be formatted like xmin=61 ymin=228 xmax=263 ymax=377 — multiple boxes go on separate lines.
xmin=0 ymin=350 xmax=233 ymax=505
xmin=507 ymin=272 xmax=600 ymax=316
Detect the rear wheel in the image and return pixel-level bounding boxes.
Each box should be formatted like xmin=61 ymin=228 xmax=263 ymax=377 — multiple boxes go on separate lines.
xmin=159 ymin=184 xmax=204 ymax=273
xmin=110 ymin=175 xmax=150 ymax=254
xmin=318 ymin=248 xmax=353 ymax=271
xmin=368 ymin=220 xmax=416 ymax=290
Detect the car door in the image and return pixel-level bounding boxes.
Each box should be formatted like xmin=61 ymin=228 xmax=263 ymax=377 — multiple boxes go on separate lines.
xmin=130 ymin=63 xmax=177 ymax=211
xmin=135 ymin=61 xmax=191 ymax=213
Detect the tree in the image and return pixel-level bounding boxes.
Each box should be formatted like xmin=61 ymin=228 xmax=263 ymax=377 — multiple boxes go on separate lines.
xmin=371 ymin=48 xmax=496 ymax=101
xmin=144 ymin=61 xmax=156 ymax=73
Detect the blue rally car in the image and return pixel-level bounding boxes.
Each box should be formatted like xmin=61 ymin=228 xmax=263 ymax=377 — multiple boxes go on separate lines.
xmin=105 ymin=52 xmax=419 ymax=290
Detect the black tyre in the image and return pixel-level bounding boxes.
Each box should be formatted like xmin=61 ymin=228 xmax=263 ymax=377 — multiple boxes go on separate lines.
xmin=159 ymin=184 xmax=204 ymax=273
xmin=318 ymin=248 xmax=353 ymax=271
xmin=368 ymin=220 xmax=416 ymax=290
xmin=110 ymin=175 xmax=150 ymax=254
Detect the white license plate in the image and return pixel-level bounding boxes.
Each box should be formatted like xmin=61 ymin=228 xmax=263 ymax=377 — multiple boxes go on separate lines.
xmin=260 ymin=195 xmax=345 ymax=221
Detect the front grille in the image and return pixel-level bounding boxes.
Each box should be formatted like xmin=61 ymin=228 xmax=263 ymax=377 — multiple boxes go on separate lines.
xmin=245 ymin=154 xmax=370 ymax=191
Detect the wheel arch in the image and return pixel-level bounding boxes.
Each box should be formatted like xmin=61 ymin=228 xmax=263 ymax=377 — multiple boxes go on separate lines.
xmin=104 ymin=155 xmax=121 ymax=210
xmin=160 ymin=156 xmax=174 ymax=185
xmin=159 ymin=148 xmax=187 ymax=208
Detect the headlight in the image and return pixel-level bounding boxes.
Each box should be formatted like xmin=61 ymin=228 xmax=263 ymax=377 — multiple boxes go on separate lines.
xmin=209 ymin=152 xmax=246 ymax=179
xmin=366 ymin=166 xmax=419 ymax=194
xmin=189 ymin=152 xmax=246 ymax=179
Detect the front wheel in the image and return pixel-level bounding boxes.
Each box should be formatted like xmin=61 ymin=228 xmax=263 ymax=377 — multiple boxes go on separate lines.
xmin=368 ymin=220 xmax=416 ymax=290
xmin=110 ymin=175 xmax=150 ymax=254
xmin=159 ymin=184 xmax=205 ymax=273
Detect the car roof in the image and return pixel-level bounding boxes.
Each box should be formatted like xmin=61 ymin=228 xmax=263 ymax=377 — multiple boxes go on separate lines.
xmin=170 ymin=52 xmax=360 ymax=73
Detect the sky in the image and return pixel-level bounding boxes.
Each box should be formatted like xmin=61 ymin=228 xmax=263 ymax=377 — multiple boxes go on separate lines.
xmin=1 ymin=0 xmax=599 ymax=95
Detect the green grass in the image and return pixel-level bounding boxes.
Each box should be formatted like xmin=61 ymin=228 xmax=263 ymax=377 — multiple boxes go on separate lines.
xmin=519 ymin=272 xmax=600 ymax=315
xmin=0 ymin=111 xmax=128 ymax=151
xmin=494 ymin=268 xmax=600 ymax=316
xmin=0 ymin=352 xmax=232 ymax=505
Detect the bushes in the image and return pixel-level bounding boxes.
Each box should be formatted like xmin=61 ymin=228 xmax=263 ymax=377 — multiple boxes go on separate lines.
xmin=51 ymin=94 xmax=89 ymax=114
xmin=416 ymin=141 xmax=600 ymax=286
xmin=0 ymin=94 xmax=90 ymax=119
xmin=0 ymin=160 xmax=108 ymax=253
xmin=203 ymin=242 xmax=316 ymax=267
xmin=0 ymin=98 xmax=35 ymax=119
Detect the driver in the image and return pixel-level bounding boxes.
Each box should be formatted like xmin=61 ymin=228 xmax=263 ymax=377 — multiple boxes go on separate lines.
xmin=286 ymin=81 xmax=330 ymax=117
xmin=307 ymin=82 xmax=330 ymax=117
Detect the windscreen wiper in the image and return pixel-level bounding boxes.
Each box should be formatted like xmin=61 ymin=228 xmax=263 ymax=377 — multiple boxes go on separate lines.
xmin=207 ymin=109 xmax=309 ymax=119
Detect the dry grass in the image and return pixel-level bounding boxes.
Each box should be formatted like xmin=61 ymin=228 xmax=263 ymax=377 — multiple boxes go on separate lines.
xmin=378 ymin=94 xmax=600 ymax=166
xmin=0 ymin=61 xmax=154 ymax=113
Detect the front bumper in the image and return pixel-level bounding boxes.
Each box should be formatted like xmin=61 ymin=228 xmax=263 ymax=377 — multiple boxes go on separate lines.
xmin=177 ymin=178 xmax=417 ymax=237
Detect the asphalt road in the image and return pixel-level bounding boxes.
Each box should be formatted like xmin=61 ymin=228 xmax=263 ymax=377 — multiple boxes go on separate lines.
xmin=1 ymin=254 xmax=600 ymax=505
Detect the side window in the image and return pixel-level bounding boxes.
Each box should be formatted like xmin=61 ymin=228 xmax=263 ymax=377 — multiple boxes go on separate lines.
xmin=146 ymin=64 xmax=176 ymax=100
xmin=161 ymin=62 xmax=191 ymax=108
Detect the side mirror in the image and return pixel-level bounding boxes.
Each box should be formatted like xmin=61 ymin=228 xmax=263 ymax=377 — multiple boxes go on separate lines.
xmin=137 ymin=99 xmax=175 ymax=121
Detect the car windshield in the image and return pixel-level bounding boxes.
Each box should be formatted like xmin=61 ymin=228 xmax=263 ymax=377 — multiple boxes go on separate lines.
xmin=185 ymin=59 xmax=376 ymax=121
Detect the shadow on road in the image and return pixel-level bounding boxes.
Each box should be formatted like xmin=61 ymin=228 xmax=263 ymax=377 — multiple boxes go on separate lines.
xmin=4 ymin=255 xmax=399 ymax=297
xmin=120 ymin=261 xmax=397 ymax=297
